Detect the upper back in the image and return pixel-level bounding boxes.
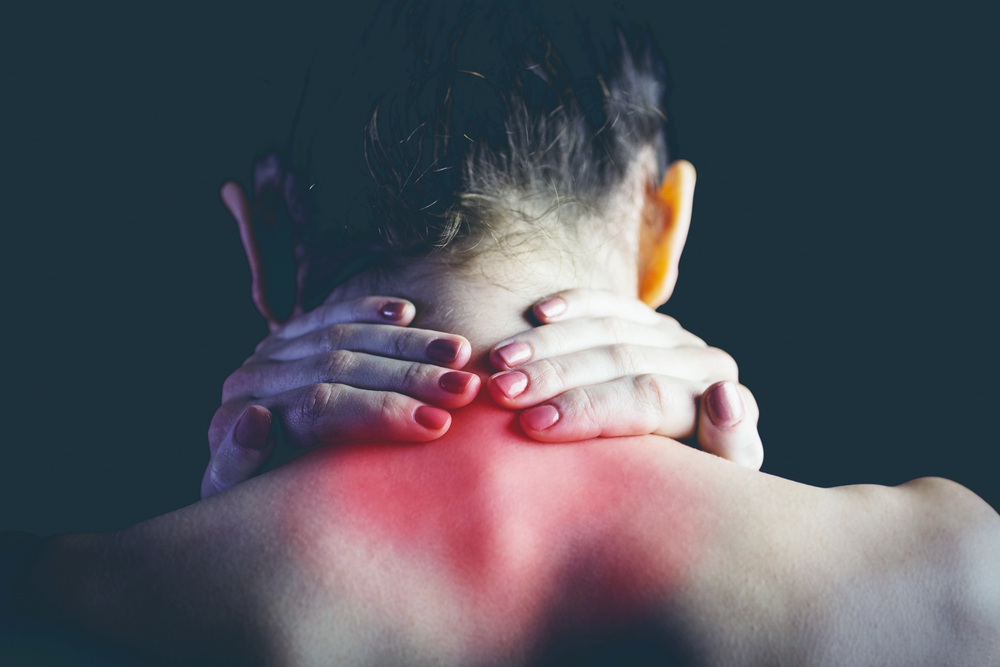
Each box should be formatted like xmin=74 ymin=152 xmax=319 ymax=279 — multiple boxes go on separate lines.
xmin=195 ymin=395 xmax=991 ymax=666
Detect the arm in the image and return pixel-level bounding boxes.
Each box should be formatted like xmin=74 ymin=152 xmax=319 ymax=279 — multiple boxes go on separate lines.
xmin=677 ymin=475 xmax=1000 ymax=666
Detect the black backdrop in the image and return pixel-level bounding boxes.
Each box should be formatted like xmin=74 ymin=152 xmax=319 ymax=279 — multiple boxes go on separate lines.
xmin=1 ymin=1 xmax=997 ymax=538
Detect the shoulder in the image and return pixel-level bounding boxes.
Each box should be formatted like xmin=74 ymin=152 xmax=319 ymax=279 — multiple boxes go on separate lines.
xmin=674 ymin=473 xmax=1000 ymax=666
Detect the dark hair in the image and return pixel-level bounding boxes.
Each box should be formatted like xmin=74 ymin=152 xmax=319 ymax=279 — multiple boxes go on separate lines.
xmin=361 ymin=0 xmax=674 ymax=259
xmin=250 ymin=1 xmax=674 ymax=309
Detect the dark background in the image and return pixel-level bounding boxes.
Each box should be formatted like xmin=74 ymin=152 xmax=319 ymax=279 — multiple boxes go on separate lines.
xmin=1 ymin=1 xmax=997 ymax=538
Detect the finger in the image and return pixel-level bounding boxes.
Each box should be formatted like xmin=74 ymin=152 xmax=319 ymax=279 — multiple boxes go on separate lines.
xmin=697 ymin=382 xmax=764 ymax=470
xmin=488 ymin=345 xmax=737 ymax=408
xmin=201 ymin=405 xmax=276 ymax=499
xmin=256 ymin=383 xmax=453 ymax=449
xmin=271 ymin=296 xmax=417 ymax=340
xmin=255 ymin=323 xmax=471 ymax=369
xmin=224 ymin=351 xmax=480 ymax=408
xmin=221 ymin=180 xmax=280 ymax=332
xmin=516 ymin=374 xmax=707 ymax=442
xmin=531 ymin=288 xmax=667 ymax=325
xmin=490 ymin=317 xmax=709 ymax=371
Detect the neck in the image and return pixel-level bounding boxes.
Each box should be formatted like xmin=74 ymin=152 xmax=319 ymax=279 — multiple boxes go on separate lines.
xmin=326 ymin=243 xmax=637 ymax=374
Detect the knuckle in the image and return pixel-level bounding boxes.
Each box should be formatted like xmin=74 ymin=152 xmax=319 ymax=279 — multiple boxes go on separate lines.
xmin=399 ymin=361 xmax=425 ymax=393
xmin=297 ymin=383 xmax=340 ymax=428
xmin=532 ymin=357 xmax=568 ymax=393
xmin=319 ymin=349 xmax=354 ymax=382
xmin=631 ymin=374 xmax=670 ymax=432
xmin=375 ymin=391 xmax=407 ymax=426
xmin=324 ymin=324 xmax=348 ymax=351
xmin=607 ymin=343 xmax=640 ymax=376
xmin=394 ymin=329 xmax=420 ymax=359
xmin=536 ymin=324 xmax=565 ymax=352
xmin=634 ymin=373 xmax=669 ymax=414
xmin=563 ymin=386 xmax=600 ymax=427
xmin=706 ymin=347 xmax=739 ymax=380
xmin=600 ymin=316 xmax=631 ymax=343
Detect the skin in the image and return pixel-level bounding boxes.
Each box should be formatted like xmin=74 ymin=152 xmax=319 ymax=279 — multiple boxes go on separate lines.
xmin=203 ymin=160 xmax=762 ymax=497
xmin=7 ymin=160 xmax=999 ymax=665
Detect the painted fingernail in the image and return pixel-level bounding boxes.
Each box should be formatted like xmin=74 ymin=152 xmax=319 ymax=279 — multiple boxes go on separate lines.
xmin=522 ymin=405 xmax=560 ymax=431
xmin=536 ymin=297 xmax=567 ymax=319
xmin=493 ymin=371 xmax=528 ymax=399
xmin=380 ymin=301 xmax=408 ymax=320
xmin=495 ymin=341 xmax=532 ymax=367
xmin=439 ymin=371 xmax=474 ymax=394
xmin=414 ymin=405 xmax=450 ymax=430
xmin=706 ymin=382 xmax=744 ymax=428
xmin=427 ymin=338 xmax=462 ymax=364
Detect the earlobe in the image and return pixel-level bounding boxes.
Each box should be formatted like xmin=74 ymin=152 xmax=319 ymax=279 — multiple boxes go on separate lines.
xmin=638 ymin=160 xmax=696 ymax=307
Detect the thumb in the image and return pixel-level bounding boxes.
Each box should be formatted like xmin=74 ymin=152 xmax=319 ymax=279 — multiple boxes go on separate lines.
xmin=697 ymin=382 xmax=764 ymax=470
xmin=201 ymin=405 xmax=276 ymax=499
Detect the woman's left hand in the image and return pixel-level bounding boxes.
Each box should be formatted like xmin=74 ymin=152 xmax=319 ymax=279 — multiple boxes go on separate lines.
xmin=487 ymin=289 xmax=764 ymax=470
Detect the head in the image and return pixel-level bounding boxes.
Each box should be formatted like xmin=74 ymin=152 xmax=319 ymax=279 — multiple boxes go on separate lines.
xmin=342 ymin=2 xmax=693 ymax=317
xmin=227 ymin=0 xmax=696 ymax=342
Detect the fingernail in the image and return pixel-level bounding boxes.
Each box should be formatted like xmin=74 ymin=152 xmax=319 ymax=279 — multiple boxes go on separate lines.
xmin=380 ymin=301 xmax=408 ymax=320
xmin=493 ymin=371 xmax=528 ymax=399
xmin=414 ymin=405 xmax=449 ymax=430
xmin=522 ymin=405 xmax=560 ymax=431
xmin=439 ymin=371 xmax=474 ymax=394
xmin=706 ymin=382 xmax=744 ymax=428
xmin=495 ymin=341 xmax=532 ymax=367
xmin=427 ymin=338 xmax=462 ymax=364
xmin=536 ymin=297 xmax=567 ymax=319
xmin=235 ymin=406 xmax=272 ymax=450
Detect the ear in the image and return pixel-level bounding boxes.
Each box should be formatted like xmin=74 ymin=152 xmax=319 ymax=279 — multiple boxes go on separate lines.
xmin=638 ymin=159 xmax=696 ymax=307
xmin=220 ymin=180 xmax=281 ymax=332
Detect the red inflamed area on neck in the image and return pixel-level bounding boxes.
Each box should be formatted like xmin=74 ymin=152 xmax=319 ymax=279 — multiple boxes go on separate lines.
xmin=280 ymin=390 xmax=710 ymax=653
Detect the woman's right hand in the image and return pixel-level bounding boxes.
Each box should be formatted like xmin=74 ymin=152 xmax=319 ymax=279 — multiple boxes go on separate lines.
xmin=202 ymin=296 xmax=480 ymax=499
xmin=487 ymin=289 xmax=765 ymax=470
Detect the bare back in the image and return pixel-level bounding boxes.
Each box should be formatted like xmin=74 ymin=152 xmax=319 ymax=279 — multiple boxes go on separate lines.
xmin=166 ymin=391 xmax=996 ymax=666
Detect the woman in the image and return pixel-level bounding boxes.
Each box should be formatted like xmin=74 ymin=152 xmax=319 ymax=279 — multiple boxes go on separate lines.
xmin=4 ymin=3 xmax=998 ymax=665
